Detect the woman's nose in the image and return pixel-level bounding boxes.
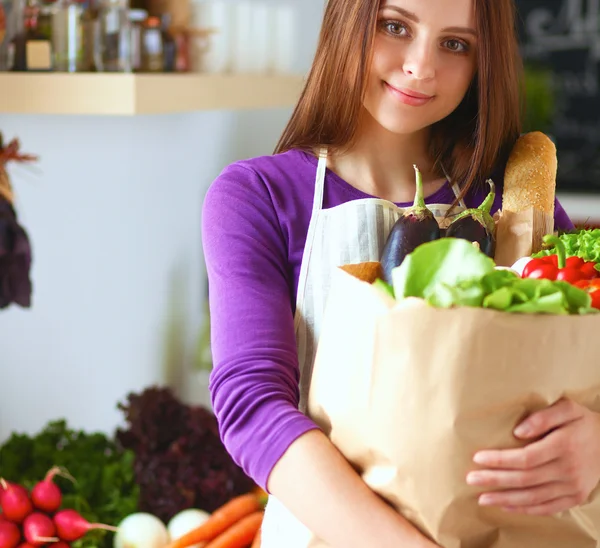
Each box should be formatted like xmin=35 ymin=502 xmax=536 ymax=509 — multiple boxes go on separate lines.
xmin=403 ymin=42 xmax=435 ymax=80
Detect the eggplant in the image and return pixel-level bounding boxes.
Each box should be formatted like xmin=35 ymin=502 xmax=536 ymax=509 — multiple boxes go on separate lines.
xmin=445 ymin=179 xmax=496 ymax=257
xmin=380 ymin=165 xmax=441 ymax=284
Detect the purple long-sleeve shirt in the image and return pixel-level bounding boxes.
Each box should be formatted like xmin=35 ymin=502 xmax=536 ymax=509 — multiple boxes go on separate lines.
xmin=201 ymin=148 xmax=574 ymax=490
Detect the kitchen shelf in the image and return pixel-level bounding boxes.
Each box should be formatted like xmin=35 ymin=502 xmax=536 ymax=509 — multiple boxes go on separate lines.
xmin=0 ymin=72 xmax=306 ymax=115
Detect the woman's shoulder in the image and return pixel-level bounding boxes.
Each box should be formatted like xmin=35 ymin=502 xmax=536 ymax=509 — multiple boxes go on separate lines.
xmin=211 ymin=148 xmax=316 ymax=198
xmin=203 ymin=148 xmax=319 ymax=243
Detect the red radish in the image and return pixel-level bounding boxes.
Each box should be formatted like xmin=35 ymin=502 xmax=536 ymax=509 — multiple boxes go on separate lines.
xmin=0 ymin=520 xmax=21 ymax=548
xmin=30 ymin=467 xmax=75 ymax=514
xmin=0 ymin=480 xmax=33 ymax=524
xmin=54 ymin=509 xmax=117 ymax=542
xmin=22 ymin=513 xmax=58 ymax=546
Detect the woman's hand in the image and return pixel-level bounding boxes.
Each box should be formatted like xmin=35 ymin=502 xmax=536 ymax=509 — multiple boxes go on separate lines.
xmin=466 ymin=399 xmax=600 ymax=516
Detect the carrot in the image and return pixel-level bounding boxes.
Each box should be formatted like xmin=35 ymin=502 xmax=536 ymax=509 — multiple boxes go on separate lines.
xmin=204 ymin=511 xmax=263 ymax=548
xmin=165 ymin=494 xmax=264 ymax=548
xmin=250 ymin=526 xmax=262 ymax=548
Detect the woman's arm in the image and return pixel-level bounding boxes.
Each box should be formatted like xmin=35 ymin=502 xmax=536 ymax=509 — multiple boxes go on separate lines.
xmin=269 ymin=429 xmax=438 ymax=548
xmin=202 ymin=162 xmax=437 ymax=548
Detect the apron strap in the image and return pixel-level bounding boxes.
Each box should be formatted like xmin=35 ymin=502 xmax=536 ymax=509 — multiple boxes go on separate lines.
xmin=313 ymin=148 xmax=328 ymax=213
xmin=441 ymin=164 xmax=468 ymax=209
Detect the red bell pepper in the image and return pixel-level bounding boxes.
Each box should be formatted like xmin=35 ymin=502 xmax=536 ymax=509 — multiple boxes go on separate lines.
xmin=574 ymin=279 xmax=600 ymax=309
xmin=523 ymin=235 xmax=599 ymax=283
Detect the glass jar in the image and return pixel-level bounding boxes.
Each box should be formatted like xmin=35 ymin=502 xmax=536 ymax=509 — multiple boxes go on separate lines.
xmin=52 ymin=0 xmax=85 ymax=72
xmin=97 ymin=0 xmax=130 ymax=72
xmin=127 ymin=7 xmax=144 ymax=71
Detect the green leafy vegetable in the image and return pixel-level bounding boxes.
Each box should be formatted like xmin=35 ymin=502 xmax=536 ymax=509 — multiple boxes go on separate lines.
xmin=373 ymin=278 xmax=395 ymax=299
xmin=533 ymin=228 xmax=600 ymax=264
xmin=392 ymin=238 xmax=495 ymax=300
xmin=385 ymin=238 xmax=597 ymax=315
xmin=0 ymin=420 xmax=139 ymax=548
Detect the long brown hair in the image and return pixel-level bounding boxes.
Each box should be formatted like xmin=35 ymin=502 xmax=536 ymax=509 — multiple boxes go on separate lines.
xmin=275 ymin=0 xmax=523 ymax=198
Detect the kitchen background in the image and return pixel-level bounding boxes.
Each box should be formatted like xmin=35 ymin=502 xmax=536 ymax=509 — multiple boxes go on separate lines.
xmin=0 ymin=0 xmax=599 ymax=445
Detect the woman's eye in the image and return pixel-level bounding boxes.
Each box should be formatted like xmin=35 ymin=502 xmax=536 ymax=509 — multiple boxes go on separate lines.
xmin=444 ymin=39 xmax=468 ymax=53
xmin=383 ymin=20 xmax=408 ymax=36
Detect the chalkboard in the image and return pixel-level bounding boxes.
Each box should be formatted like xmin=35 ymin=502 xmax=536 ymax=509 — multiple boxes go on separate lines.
xmin=516 ymin=0 xmax=600 ymax=194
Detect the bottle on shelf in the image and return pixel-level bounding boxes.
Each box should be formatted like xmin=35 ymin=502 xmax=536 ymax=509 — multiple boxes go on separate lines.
xmin=52 ymin=0 xmax=85 ymax=72
xmin=9 ymin=0 xmax=53 ymax=71
xmin=96 ymin=0 xmax=130 ymax=72
xmin=160 ymin=11 xmax=174 ymax=72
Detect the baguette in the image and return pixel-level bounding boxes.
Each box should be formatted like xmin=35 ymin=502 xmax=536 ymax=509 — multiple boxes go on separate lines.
xmin=503 ymin=131 xmax=557 ymax=215
xmin=501 ymin=131 xmax=557 ymax=254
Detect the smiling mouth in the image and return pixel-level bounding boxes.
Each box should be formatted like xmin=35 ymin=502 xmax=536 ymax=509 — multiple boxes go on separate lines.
xmin=384 ymin=82 xmax=434 ymax=105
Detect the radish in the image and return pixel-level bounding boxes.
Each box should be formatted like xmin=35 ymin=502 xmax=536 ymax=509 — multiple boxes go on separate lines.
xmin=30 ymin=466 xmax=75 ymax=514
xmin=22 ymin=513 xmax=58 ymax=546
xmin=0 ymin=480 xmax=33 ymax=524
xmin=53 ymin=509 xmax=117 ymax=542
xmin=0 ymin=521 xmax=21 ymax=548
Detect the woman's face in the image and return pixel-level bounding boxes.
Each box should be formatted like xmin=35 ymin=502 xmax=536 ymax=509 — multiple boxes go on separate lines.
xmin=363 ymin=0 xmax=478 ymax=135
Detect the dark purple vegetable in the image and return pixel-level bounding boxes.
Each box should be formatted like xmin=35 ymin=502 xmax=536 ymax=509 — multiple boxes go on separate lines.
xmin=380 ymin=165 xmax=440 ymax=284
xmin=116 ymin=386 xmax=254 ymax=523
xmin=445 ymin=179 xmax=496 ymax=258
xmin=0 ymin=197 xmax=32 ymax=309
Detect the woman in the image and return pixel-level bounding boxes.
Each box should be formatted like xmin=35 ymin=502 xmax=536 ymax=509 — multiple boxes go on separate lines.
xmin=202 ymin=0 xmax=600 ymax=546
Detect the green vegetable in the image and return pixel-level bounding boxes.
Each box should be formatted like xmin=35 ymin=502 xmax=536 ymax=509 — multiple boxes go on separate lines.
xmin=391 ymin=238 xmax=496 ymax=300
xmin=386 ymin=238 xmax=596 ymax=315
xmin=0 ymin=420 xmax=139 ymax=548
xmin=534 ymin=228 xmax=600 ymax=264
xmin=373 ymin=278 xmax=395 ymax=299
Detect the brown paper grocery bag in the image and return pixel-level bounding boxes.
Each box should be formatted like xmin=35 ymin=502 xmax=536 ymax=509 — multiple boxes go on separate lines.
xmin=307 ymin=266 xmax=600 ymax=548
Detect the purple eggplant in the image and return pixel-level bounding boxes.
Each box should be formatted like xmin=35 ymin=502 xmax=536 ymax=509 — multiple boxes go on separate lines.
xmin=445 ymin=179 xmax=496 ymax=257
xmin=380 ymin=165 xmax=441 ymax=284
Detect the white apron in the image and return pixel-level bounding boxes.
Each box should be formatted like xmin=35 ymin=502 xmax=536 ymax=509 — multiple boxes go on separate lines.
xmin=260 ymin=148 xmax=466 ymax=548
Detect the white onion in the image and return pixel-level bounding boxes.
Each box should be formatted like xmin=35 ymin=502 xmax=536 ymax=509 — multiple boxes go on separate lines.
xmin=167 ymin=508 xmax=211 ymax=547
xmin=113 ymin=512 xmax=169 ymax=548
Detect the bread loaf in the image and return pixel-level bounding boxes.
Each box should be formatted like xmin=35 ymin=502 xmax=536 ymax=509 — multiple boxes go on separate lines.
xmin=501 ymin=131 xmax=557 ymax=254
xmin=503 ymin=131 xmax=557 ymax=214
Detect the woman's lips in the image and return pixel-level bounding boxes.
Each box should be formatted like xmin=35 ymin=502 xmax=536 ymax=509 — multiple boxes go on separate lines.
xmin=385 ymin=82 xmax=434 ymax=106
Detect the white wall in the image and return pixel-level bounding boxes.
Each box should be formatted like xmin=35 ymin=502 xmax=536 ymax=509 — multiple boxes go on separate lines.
xmin=0 ymin=1 xmax=325 ymax=442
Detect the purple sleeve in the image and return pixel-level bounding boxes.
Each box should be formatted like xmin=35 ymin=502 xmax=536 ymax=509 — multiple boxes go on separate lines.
xmin=201 ymin=164 xmax=320 ymax=491
xmin=554 ymin=197 xmax=575 ymax=232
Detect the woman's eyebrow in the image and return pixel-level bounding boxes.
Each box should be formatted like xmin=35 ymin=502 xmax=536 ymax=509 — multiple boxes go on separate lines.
xmin=380 ymin=5 xmax=478 ymax=36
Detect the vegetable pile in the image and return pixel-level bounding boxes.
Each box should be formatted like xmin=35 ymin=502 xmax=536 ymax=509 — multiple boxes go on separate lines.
xmin=534 ymin=228 xmax=600 ymax=264
xmin=521 ymin=235 xmax=599 ymax=283
xmin=0 ymin=466 xmax=118 ymax=548
xmin=0 ymin=387 xmax=256 ymax=548
xmin=0 ymin=421 xmax=138 ymax=548
xmin=375 ymin=237 xmax=597 ymax=316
